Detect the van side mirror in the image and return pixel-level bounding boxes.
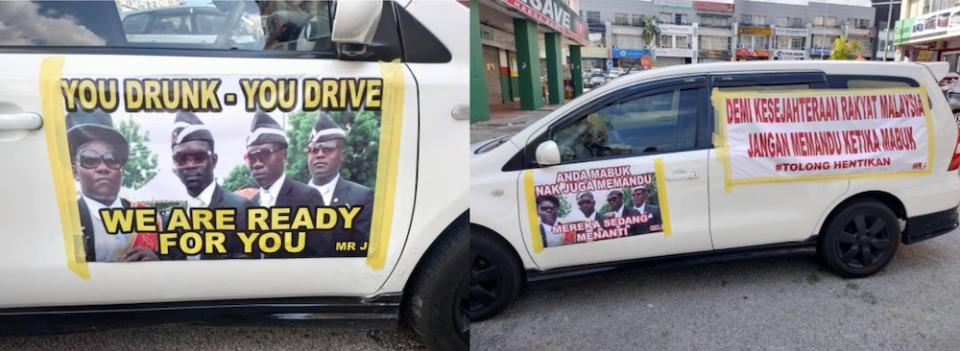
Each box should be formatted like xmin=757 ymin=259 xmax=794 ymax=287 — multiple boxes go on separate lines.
xmin=331 ymin=1 xmax=382 ymax=58
xmin=535 ymin=141 xmax=562 ymax=166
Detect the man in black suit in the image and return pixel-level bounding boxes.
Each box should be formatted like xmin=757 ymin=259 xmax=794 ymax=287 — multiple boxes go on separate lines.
xmin=167 ymin=111 xmax=255 ymax=260
xmin=536 ymin=195 xmax=564 ymax=248
xmin=244 ymin=111 xmax=328 ymax=258
xmin=306 ymin=113 xmax=373 ymax=257
xmin=562 ymin=192 xmax=602 ymax=223
xmin=631 ymin=186 xmax=662 ymax=234
xmin=68 ymin=110 xmax=157 ymax=262
xmin=602 ymin=189 xmax=643 ymax=236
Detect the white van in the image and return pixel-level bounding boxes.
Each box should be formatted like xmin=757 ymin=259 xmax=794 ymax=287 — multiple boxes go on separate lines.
xmin=470 ymin=61 xmax=960 ymax=320
xmin=0 ymin=1 xmax=467 ymax=350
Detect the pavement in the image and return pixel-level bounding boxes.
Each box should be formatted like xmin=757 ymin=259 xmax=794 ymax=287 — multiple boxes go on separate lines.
xmin=470 ymin=105 xmax=557 ymax=143
xmin=471 ymin=227 xmax=960 ymax=351
xmin=0 ymin=325 xmax=426 ymax=351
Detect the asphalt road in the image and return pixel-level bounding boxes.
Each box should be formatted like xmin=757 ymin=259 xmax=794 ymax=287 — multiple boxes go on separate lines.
xmin=0 ymin=325 xmax=425 ymax=350
xmin=472 ymin=227 xmax=960 ymax=351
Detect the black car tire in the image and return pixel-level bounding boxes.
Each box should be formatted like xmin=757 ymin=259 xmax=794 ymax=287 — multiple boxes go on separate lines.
xmin=405 ymin=221 xmax=469 ymax=351
xmin=818 ymin=200 xmax=900 ymax=278
xmin=470 ymin=230 xmax=522 ymax=321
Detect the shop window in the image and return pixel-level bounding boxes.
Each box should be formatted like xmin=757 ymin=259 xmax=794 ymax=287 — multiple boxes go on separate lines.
xmin=615 ymin=13 xmax=629 ymax=26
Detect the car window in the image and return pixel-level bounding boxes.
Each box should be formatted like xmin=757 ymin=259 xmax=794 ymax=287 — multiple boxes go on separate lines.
xmin=195 ymin=12 xmax=226 ymax=35
xmin=150 ymin=13 xmax=191 ymax=34
xmin=827 ymin=75 xmax=919 ymax=89
xmin=0 ymin=1 xmax=401 ymax=61
xmin=122 ymin=13 xmax=149 ymax=34
xmin=718 ymin=84 xmax=810 ymax=92
xmin=552 ymin=87 xmax=699 ymax=163
xmin=846 ymin=80 xmax=912 ymax=89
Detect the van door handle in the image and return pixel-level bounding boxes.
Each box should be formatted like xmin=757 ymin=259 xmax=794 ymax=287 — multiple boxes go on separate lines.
xmin=0 ymin=113 xmax=42 ymax=131
xmin=665 ymin=170 xmax=698 ymax=181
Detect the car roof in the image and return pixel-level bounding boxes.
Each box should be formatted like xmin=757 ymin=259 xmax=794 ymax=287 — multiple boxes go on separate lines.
xmin=599 ymin=61 xmax=933 ymax=93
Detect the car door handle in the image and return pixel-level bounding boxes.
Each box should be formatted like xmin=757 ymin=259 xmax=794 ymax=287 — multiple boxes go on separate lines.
xmin=0 ymin=113 xmax=42 ymax=131
xmin=665 ymin=170 xmax=698 ymax=181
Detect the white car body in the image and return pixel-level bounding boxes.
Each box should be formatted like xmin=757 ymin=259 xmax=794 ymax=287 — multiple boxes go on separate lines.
xmin=0 ymin=4 xmax=468 ymax=348
xmin=472 ymin=61 xmax=960 ymax=272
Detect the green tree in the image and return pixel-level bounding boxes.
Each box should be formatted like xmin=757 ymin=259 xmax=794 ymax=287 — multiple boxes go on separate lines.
xmin=285 ymin=110 xmax=319 ymax=183
xmin=558 ymin=195 xmax=571 ymax=219
xmin=639 ymin=15 xmax=661 ymax=50
xmin=830 ymin=36 xmax=861 ymax=60
xmin=284 ymin=110 xmax=382 ymax=188
xmin=117 ymin=119 xmax=158 ymax=190
xmin=222 ymin=164 xmax=255 ymax=192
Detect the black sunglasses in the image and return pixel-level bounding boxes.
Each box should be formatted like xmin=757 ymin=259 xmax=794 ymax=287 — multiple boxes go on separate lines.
xmin=76 ymin=149 xmax=124 ymax=170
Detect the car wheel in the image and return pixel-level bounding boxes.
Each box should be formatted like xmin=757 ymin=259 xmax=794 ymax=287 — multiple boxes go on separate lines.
xmin=818 ymin=200 xmax=900 ymax=278
xmin=470 ymin=230 xmax=522 ymax=321
xmin=405 ymin=221 xmax=469 ymax=351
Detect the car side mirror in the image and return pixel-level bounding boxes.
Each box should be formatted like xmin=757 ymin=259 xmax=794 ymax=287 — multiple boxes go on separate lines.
xmin=535 ymin=140 xmax=562 ymax=166
xmin=331 ymin=0 xmax=382 ymax=58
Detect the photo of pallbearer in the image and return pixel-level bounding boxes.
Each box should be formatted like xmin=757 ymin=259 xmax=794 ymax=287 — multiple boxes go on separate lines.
xmin=167 ymin=111 xmax=255 ymax=260
xmin=304 ymin=113 xmax=374 ymax=257
xmin=532 ymin=164 xmax=665 ymax=249
xmin=68 ymin=110 xmax=157 ymax=262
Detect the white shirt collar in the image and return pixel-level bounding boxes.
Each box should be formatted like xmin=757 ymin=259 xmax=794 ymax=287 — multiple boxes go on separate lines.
xmin=310 ymin=175 xmax=339 ymax=206
xmin=188 ymin=181 xmax=217 ymax=208
xmin=616 ymin=205 xmax=625 ymax=217
xmin=259 ymin=173 xmax=286 ymax=207
xmin=635 ymin=202 xmax=646 ymax=213
xmin=81 ymin=195 xmax=122 ymax=219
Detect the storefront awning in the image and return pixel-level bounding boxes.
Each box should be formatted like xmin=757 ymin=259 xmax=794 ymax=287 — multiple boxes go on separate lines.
xmin=495 ymin=0 xmax=589 ymax=46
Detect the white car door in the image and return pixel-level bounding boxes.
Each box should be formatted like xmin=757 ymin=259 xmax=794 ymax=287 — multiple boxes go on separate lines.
xmin=514 ymin=76 xmax=714 ymax=270
xmin=706 ymin=72 xmax=850 ymax=249
xmin=0 ymin=1 xmax=422 ymax=308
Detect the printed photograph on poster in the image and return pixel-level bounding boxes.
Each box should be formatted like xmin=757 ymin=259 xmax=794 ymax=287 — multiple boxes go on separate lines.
xmin=59 ymin=75 xmax=386 ymax=262
xmin=531 ymin=164 xmax=666 ymax=249
xmin=713 ymin=87 xmax=933 ymax=187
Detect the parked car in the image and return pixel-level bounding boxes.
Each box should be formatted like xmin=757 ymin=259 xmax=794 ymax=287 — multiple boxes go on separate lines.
xmin=470 ymin=61 xmax=960 ymax=321
xmin=0 ymin=1 xmax=468 ymax=350
xmin=587 ymin=73 xmax=606 ymax=88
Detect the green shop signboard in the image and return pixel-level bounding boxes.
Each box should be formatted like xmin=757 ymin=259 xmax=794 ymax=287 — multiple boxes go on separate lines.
xmin=894 ymin=17 xmax=915 ymax=45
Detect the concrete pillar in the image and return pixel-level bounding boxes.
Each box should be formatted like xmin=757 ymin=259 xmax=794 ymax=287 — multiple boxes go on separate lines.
xmin=469 ymin=0 xmax=490 ymax=123
xmin=498 ymin=50 xmax=512 ymax=104
xmin=514 ymin=18 xmax=543 ymax=110
xmin=692 ymin=23 xmax=699 ymax=64
xmin=545 ymin=32 xmax=564 ymax=105
xmin=731 ymin=22 xmax=738 ymax=62
xmin=509 ymin=54 xmax=520 ymax=101
xmin=569 ymin=45 xmax=583 ymax=97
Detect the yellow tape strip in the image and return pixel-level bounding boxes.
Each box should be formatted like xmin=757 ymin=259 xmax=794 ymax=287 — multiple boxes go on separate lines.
xmin=710 ymin=88 xmax=734 ymax=193
xmin=710 ymin=87 xmax=934 ymax=191
xmin=523 ymin=170 xmax=544 ymax=253
xmin=365 ymin=61 xmax=404 ymax=270
xmin=919 ymin=84 xmax=935 ymax=174
xmin=653 ymin=158 xmax=672 ymax=237
xmin=40 ymin=57 xmax=89 ymax=279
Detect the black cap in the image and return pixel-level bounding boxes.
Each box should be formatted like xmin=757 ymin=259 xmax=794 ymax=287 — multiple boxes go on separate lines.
xmin=308 ymin=112 xmax=346 ymax=144
xmin=171 ymin=111 xmax=213 ymax=148
xmin=66 ymin=110 xmax=129 ymax=160
xmin=247 ymin=111 xmax=287 ymax=147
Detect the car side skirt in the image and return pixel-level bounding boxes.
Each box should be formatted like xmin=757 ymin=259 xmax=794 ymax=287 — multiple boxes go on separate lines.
xmin=0 ymin=294 xmax=401 ymax=336
xmin=526 ymin=240 xmax=818 ymax=284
